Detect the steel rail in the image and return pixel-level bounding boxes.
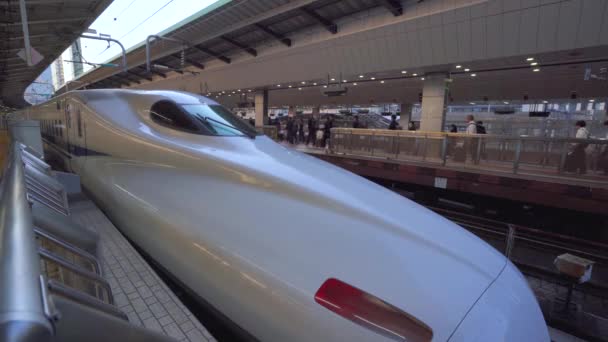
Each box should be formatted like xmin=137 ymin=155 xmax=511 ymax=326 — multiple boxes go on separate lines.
xmin=0 ymin=144 xmax=53 ymax=341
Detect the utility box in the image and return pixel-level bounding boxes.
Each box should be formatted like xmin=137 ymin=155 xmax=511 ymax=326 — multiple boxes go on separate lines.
xmin=554 ymin=253 xmax=594 ymax=283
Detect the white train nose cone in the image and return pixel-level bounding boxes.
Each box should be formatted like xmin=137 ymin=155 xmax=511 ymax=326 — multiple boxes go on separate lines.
xmin=448 ymin=261 xmax=550 ymax=341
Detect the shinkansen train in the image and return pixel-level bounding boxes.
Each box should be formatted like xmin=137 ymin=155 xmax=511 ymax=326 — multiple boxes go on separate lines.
xmin=17 ymin=89 xmax=550 ymax=341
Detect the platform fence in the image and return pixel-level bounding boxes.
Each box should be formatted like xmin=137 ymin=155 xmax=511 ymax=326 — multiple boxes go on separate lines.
xmin=329 ymin=128 xmax=608 ymax=181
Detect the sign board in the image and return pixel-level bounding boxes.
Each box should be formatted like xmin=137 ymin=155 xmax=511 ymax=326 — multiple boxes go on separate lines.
xmin=584 ymin=67 xmax=592 ymax=81
xmin=434 ymin=177 xmax=447 ymax=189
xmin=17 ymin=47 xmax=43 ymax=66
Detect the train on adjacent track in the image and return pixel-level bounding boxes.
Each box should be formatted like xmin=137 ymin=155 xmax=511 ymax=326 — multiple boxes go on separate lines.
xmin=16 ymin=89 xmax=550 ymax=341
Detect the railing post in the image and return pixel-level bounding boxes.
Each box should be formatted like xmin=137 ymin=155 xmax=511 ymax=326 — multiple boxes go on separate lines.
xmin=505 ymin=225 xmax=516 ymax=259
xmin=370 ymin=131 xmax=375 ymax=156
xmin=513 ymin=139 xmax=522 ymax=174
xmin=395 ymin=133 xmax=401 ymax=160
xmin=441 ymin=134 xmax=448 ymax=166
xmin=558 ymin=140 xmax=568 ymax=174
xmin=421 ymin=134 xmax=428 ymax=161
xmin=475 ymin=136 xmax=483 ymax=165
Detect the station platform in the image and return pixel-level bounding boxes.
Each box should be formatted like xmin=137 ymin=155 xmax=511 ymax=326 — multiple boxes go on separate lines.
xmin=290 ymin=142 xmax=608 ymax=215
xmin=68 ymin=194 xmax=216 ymax=342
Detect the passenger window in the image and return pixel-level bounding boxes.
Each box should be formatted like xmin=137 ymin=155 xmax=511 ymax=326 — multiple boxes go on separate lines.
xmin=149 ymin=100 xmax=199 ymax=132
xmin=56 ymin=102 xmax=61 ymax=111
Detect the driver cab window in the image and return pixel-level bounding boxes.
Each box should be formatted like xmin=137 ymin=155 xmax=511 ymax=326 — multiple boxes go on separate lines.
xmin=150 ymin=100 xmax=198 ymax=132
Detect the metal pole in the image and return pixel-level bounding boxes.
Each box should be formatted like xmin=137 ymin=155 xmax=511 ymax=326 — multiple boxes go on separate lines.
xmin=441 ymin=135 xmax=448 ymax=166
xmin=513 ymin=139 xmax=522 ymax=174
xmin=80 ymin=35 xmax=127 ymax=73
xmin=146 ymin=35 xmax=188 ymax=72
xmin=505 ymin=224 xmax=516 ymax=259
xmin=19 ymin=0 xmax=32 ymax=66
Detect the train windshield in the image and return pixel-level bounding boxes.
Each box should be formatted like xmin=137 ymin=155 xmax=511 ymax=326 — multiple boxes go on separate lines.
xmin=181 ymin=104 xmax=259 ymax=138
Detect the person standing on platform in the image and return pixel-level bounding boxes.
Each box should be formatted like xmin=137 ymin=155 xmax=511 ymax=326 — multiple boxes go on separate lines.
xmin=389 ymin=115 xmax=399 ymax=130
xmin=286 ymin=117 xmax=294 ymax=144
xmin=408 ymin=122 xmax=416 ymax=131
xmin=465 ymin=115 xmax=479 ymax=163
xmin=565 ymin=120 xmax=590 ymax=174
xmin=353 ymin=116 xmax=361 ymax=128
xmin=307 ymin=116 xmax=317 ymax=146
xmin=450 ymin=124 xmax=458 ymax=133
xmin=275 ymin=118 xmax=282 ymax=142
xmin=322 ymin=116 xmax=333 ymax=147
xmin=298 ymin=118 xmax=305 ymax=144
xmin=476 ymin=121 xmax=486 ymax=134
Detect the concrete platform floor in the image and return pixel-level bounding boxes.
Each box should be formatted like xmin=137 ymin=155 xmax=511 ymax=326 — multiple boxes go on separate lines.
xmin=68 ymin=195 xmax=216 ymax=342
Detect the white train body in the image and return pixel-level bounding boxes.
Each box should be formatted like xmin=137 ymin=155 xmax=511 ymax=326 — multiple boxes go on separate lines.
xmin=20 ymin=89 xmax=549 ymax=341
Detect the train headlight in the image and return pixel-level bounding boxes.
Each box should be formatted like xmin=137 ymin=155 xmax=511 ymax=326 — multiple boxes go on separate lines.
xmin=315 ymin=278 xmax=433 ymax=342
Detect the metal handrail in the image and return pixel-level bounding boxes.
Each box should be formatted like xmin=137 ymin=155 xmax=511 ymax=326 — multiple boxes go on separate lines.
xmin=0 ymin=144 xmax=53 ymax=340
xmin=329 ymin=128 xmax=608 ymax=180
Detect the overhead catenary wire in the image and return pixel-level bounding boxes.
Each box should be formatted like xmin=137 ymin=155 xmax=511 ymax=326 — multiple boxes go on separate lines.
xmin=118 ymin=0 xmax=175 ymax=41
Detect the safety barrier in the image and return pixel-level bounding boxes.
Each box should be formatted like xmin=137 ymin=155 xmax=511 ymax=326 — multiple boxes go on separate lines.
xmin=330 ymin=128 xmax=608 ymax=180
xmin=0 ymin=143 xmax=175 ymax=342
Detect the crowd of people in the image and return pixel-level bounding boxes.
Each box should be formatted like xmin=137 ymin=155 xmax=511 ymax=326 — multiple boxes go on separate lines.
xmin=272 ymin=116 xmax=335 ymax=148
xmin=265 ymin=113 xmax=607 ymax=175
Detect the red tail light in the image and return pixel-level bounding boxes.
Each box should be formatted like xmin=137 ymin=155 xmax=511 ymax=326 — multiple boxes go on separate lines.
xmin=315 ymin=278 xmax=433 ymax=342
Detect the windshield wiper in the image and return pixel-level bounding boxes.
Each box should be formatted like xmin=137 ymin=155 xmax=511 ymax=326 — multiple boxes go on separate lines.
xmin=198 ymin=116 xmax=255 ymax=139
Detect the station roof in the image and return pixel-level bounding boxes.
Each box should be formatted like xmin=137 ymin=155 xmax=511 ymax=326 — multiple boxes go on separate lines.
xmin=0 ymin=0 xmax=113 ymax=108
xmin=59 ymin=0 xmax=404 ymax=91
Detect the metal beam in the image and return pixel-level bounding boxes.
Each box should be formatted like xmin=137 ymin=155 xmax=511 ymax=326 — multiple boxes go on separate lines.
xmin=128 ymin=70 xmax=152 ymax=81
xmin=378 ymin=0 xmax=403 ymax=16
xmin=254 ymin=24 xmax=291 ymax=47
xmin=300 ymin=7 xmax=337 ymax=34
xmin=220 ymin=36 xmax=257 ymax=57
xmin=109 ymin=75 xmax=132 ymax=86
xmin=192 ymin=46 xmax=231 ymax=64
xmin=2 ymin=17 xmax=89 ymax=26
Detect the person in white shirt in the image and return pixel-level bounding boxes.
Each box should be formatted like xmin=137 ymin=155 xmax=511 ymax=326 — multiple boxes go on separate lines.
xmin=465 ymin=115 xmax=477 ymax=134
xmin=565 ymin=120 xmax=590 ymax=174
xmin=465 ymin=115 xmax=479 ymax=162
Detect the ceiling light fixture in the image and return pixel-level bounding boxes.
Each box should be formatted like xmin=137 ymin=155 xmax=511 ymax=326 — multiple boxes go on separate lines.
xmin=371 ymin=77 xmax=376 ymax=80
xmin=533 ymin=68 xmax=540 ymax=72
xmin=380 ymin=80 xmax=385 ymax=84
xmin=301 ymin=81 xmax=306 ymax=84
xmin=471 ymin=73 xmax=477 ymax=77
xmin=530 ymin=62 xmax=538 ymax=66
xmin=413 ymin=73 xmax=418 ymax=76
xmin=456 ymin=65 xmax=462 ymax=69
xmin=353 ymin=83 xmax=358 ymax=85
xmin=526 ymin=57 xmax=535 ymax=61
xmin=464 ymin=68 xmax=470 ymax=72
xmin=401 ymin=70 xmax=407 ymax=74
xmin=421 ymin=77 xmax=425 ymax=81
xmin=359 ymin=75 xmax=364 ymax=78
xmin=590 ymin=99 xmax=595 ymax=102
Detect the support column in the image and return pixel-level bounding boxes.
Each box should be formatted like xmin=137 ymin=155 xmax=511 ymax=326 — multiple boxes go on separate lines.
xmin=420 ymin=73 xmax=449 ymax=132
xmin=400 ymin=103 xmax=413 ymax=125
xmin=254 ymin=89 xmax=268 ymax=128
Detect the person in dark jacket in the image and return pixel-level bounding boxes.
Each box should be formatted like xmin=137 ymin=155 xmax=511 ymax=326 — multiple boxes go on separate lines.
xmin=389 ymin=115 xmax=399 ymax=130
xmin=407 ymin=122 xmax=416 ymax=131
xmin=286 ymin=117 xmax=294 ymax=144
xmin=353 ymin=116 xmax=361 ymax=128
xmin=450 ymin=124 xmax=458 ymax=133
xmin=307 ymin=116 xmax=317 ymax=146
xmin=322 ymin=116 xmax=333 ymax=147
xmin=476 ymin=121 xmax=487 ymax=134
xmin=297 ymin=119 xmax=305 ymax=144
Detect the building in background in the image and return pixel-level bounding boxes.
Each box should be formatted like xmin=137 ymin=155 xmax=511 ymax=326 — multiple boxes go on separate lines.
xmin=24 ymin=67 xmax=54 ymax=105
xmin=48 ymin=38 xmax=94 ymax=92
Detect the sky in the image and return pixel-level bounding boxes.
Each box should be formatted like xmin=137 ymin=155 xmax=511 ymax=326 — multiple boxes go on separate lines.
xmin=79 ymin=0 xmax=222 ymax=68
